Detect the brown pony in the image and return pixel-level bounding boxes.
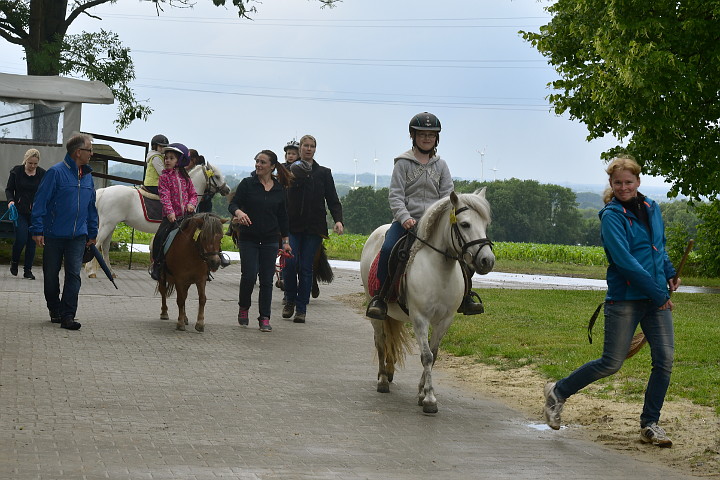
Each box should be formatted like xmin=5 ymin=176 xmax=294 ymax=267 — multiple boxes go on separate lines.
xmin=156 ymin=213 xmax=227 ymax=332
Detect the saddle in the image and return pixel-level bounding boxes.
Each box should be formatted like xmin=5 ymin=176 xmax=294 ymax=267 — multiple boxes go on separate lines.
xmin=369 ymin=233 xmax=415 ymax=307
xmin=136 ymin=188 xmax=163 ymax=222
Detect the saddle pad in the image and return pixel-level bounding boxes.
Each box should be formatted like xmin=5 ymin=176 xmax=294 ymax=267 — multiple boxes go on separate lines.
xmin=367 ymin=252 xmax=399 ymax=302
xmin=138 ymin=190 xmax=163 ymax=223
xmin=163 ymin=228 xmax=180 ymax=256
xmin=368 ymin=253 xmax=381 ymax=296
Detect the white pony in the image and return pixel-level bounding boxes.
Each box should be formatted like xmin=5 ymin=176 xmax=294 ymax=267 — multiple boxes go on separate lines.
xmin=360 ymin=190 xmax=495 ymax=414
xmin=86 ymin=162 xmax=230 ymax=277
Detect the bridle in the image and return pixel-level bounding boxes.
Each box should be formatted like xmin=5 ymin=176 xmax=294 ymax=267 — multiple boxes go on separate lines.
xmin=407 ymin=205 xmax=493 ymax=269
xmin=179 ymin=217 xmax=225 ymax=267
xmin=449 ymin=205 xmax=494 ymax=267
xmin=202 ymin=163 xmax=228 ymax=196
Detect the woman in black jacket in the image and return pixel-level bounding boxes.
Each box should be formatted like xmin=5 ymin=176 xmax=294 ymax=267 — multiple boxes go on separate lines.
xmin=229 ymin=150 xmax=293 ymax=332
xmin=281 ymin=135 xmax=344 ymax=323
xmin=5 ymin=148 xmax=46 ymax=279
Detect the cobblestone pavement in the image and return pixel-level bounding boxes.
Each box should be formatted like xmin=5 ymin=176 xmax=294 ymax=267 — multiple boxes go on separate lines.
xmin=0 ymin=264 xmax=700 ymax=479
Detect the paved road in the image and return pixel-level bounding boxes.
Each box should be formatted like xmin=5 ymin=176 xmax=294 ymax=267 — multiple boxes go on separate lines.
xmin=0 ymin=265 xmax=701 ymax=479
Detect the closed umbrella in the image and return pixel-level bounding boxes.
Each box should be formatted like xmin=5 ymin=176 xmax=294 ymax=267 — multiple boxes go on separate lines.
xmin=83 ymin=244 xmax=118 ymax=289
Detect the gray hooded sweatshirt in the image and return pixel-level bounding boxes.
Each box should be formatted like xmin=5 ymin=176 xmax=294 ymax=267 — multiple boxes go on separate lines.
xmin=388 ymin=149 xmax=454 ymax=225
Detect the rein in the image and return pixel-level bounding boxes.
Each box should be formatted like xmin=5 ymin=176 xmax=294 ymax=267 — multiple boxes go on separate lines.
xmin=406 ymin=205 xmax=493 ymax=268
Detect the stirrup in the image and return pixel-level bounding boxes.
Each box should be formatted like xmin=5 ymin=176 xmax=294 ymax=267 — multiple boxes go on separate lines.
xmin=458 ymin=291 xmax=485 ymax=315
xmin=366 ymin=296 xmax=388 ymax=320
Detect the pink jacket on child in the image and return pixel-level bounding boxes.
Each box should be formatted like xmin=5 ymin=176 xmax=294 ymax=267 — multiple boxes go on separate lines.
xmin=158 ymin=168 xmax=197 ymax=218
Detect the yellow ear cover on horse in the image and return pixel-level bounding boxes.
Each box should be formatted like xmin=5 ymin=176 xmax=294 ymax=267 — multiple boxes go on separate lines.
xmin=193 ymin=229 xmax=201 ymax=241
xmin=449 ymin=209 xmax=457 ymax=224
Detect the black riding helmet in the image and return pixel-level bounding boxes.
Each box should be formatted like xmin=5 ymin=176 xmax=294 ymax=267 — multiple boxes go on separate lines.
xmin=151 ymin=134 xmax=169 ymax=148
xmin=409 ymin=112 xmax=441 ymax=134
xmin=409 ymin=112 xmax=441 ymax=154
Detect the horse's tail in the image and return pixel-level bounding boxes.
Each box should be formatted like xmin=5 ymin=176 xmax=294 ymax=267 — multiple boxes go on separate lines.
xmin=378 ymin=318 xmax=414 ymax=368
xmin=313 ymin=244 xmax=334 ymax=284
xmin=155 ymin=274 xmax=176 ymax=297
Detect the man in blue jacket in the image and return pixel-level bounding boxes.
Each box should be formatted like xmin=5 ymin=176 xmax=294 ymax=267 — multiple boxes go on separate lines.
xmin=31 ymin=134 xmax=98 ymax=331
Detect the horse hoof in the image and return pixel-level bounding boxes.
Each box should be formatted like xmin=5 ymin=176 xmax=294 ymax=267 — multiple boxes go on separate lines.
xmin=176 ymin=324 xmax=185 ymax=331
xmin=88 ymin=273 xmax=96 ymax=279
xmin=184 ymin=318 xmax=189 ymax=325
xmin=195 ymin=324 xmax=204 ymax=332
xmin=422 ymin=403 xmax=438 ymax=414
xmin=160 ymin=313 xmax=169 ymax=320
xmin=377 ymin=383 xmax=390 ymax=393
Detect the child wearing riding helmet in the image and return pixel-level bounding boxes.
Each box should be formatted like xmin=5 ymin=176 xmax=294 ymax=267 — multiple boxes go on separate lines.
xmin=150 ymin=143 xmax=198 ymax=280
xmin=366 ymin=112 xmax=485 ymax=320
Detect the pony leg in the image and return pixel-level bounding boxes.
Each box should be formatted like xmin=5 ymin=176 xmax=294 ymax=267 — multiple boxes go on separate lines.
xmin=195 ymin=280 xmax=207 ymax=333
xmin=412 ymin=321 xmax=438 ymax=414
xmin=176 ymin=284 xmax=190 ymax=331
xmin=372 ymin=319 xmax=391 ymax=393
xmin=158 ymin=281 xmax=169 ymax=320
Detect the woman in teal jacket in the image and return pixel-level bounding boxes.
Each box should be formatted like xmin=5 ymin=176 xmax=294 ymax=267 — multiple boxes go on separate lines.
xmin=543 ymin=155 xmax=680 ymax=448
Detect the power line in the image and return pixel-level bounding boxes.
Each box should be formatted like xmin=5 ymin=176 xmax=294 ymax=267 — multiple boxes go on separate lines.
xmin=132 ymin=82 xmax=550 ymax=111
xmin=132 ymin=49 xmax=546 ymax=69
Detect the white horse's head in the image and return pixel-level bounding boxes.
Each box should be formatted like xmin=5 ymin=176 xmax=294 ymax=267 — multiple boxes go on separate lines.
xmin=415 ymin=188 xmax=495 ymax=275
xmin=190 ymin=163 xmax=231 ymax=197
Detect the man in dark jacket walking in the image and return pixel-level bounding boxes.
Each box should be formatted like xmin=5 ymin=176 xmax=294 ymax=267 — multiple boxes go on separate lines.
xmin=31 ymin=134 xmax=99 ymax=331
xmin=281 ymin=135 xmax=343 ymax=323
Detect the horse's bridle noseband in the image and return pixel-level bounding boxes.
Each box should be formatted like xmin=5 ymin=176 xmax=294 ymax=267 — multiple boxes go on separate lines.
xmin=450 ymin=206 xmax=494 ymax=267
xmin=408 ymin=205 xmax=493 ymax=268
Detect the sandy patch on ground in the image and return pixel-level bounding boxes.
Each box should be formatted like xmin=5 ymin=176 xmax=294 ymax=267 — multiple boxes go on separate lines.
xmin=339 ymin=291 xmax=720 ymax=478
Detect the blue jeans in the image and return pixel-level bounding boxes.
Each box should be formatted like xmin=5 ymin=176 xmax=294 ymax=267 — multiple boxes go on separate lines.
xmin=238 ymin=239 xmax=277 ymax=319
xmin=12 ymin=212 xmax=36 ymax=271
xmin=377 ymin=221 xmax=407 ymax=285
xmin=42 ymin=236 xmax=87 ymax=320
xmin=282 ymin=233 xmax=322 ymax=314
xmin=555 ymin=300 xmax=674 ymax=426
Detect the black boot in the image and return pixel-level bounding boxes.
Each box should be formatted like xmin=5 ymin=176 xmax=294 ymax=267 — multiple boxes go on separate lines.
xmin=150 ymin=261 xmax=161 ymax=281
xmin=457 ymin=290 xmax=485 ymax=315
xmin=23 ymin=268 xmax=35 ymax=280
xmin=60 ymin=318 xmax=81 ymax=330
xmin=366 ymin=278 xmax=391 ymax=320
xmin=366 ymin=296 xmax=388 ymax=320
xmin=10 ymin=262 xmax=18 ymax=276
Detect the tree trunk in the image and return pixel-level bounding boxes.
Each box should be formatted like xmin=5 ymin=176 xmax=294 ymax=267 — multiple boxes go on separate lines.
xmin=26 ymin=0 xmax=69 ymax=142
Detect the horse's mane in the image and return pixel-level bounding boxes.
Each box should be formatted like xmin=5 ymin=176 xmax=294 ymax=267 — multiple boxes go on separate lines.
xmin=180 ymin=213 xmax=224 ymax=244
xmin=408 ymin=190 xmax=491 ymax=262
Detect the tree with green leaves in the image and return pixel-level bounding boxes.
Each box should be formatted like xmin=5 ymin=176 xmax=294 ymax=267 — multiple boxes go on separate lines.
xmin=521 ymin=1 xmax=720 ymax=201
xmin=341 ymin=187 xmax=392 ymax=235
xmin=0 ymin=0 xmax=339 ymax=132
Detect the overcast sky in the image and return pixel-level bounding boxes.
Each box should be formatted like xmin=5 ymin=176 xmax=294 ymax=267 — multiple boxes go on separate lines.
xmin=0 ymin=0 xmax=671 ymax=188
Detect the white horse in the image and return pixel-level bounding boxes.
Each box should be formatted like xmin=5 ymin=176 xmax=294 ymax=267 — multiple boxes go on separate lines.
xmin=86 ymin=163 xmax=230 ymax=277
xmin=360 ymin=189 xmax=495 ymax=414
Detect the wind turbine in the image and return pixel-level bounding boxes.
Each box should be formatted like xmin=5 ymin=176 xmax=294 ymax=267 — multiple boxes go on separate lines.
xmin=477 ymin=146 xmax=486 ymax=181
xmin=491 ymin=167 xmax=499 ymax=181
xmin=373 ymin=154 xmax=378 ymax=190
xmin=353 ymin=157 xmax=358 ymax=189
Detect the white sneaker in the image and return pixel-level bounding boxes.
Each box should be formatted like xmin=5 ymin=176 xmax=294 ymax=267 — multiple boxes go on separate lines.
xmin=640 ymin=422 xmax=673 ymax=447
xmin=543 ymin=382 xmax=565 ymax=430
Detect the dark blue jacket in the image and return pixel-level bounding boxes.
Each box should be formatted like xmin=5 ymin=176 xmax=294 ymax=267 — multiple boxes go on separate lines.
xmin=600 ymin=196 xmax=676 ymax=307
xmin=30 ymin=154 xmax=98 ymax=239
